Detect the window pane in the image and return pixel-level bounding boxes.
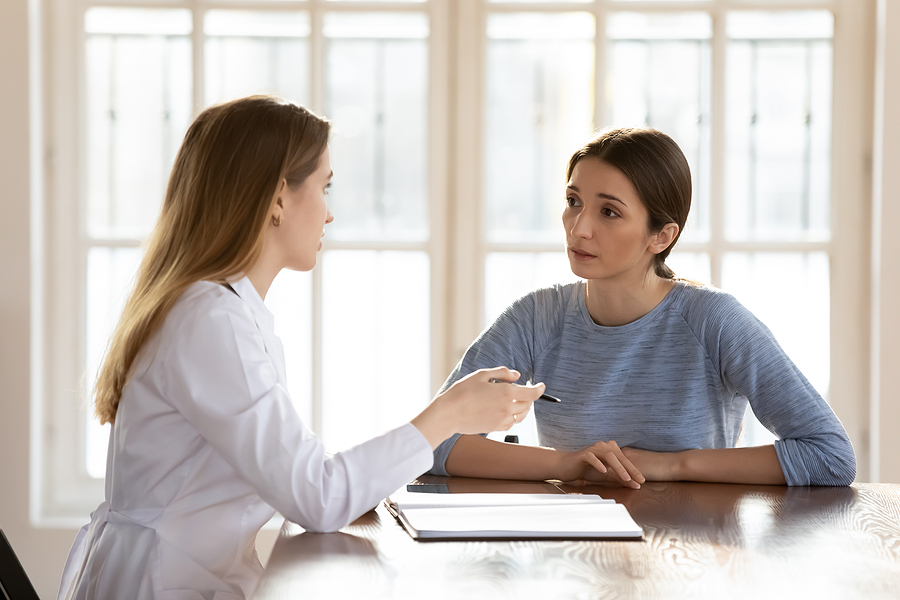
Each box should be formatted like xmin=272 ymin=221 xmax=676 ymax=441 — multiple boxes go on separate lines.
xmin=725 ymin=11 xmax=833 ymax=242
xmin=721 ymin=252 xmax=829 ymax=396
xmin=485 ymin=13 xmax=594 ymax=244
xmin=204 ymin=10 xmax=310 ymax=105
xmin=329 ymin=0 xmax=425 ymax=3
xmin=85 ymin=247 xmax=142 ymax=478
xmin=484 ymin=251 xmax=579 ymax=327
xmin=721 ymin=251 xmax=829 ymax=448
xmin=666 ymin=251 xmax=711 ymax=285
xmin=324 ymin=13 xmax=429 ymax=241
xmin=607 ymin=12 xmax=711 ymax=243
xmin=488 ymin=0 xmax=590 ymax=3
xmin=321 ymin=251 xmax=430 ymax=450
xmin=85 ymin=8 xmax=192 ymax=240
xmin=266 ymin=270 xmax=314 ymax=425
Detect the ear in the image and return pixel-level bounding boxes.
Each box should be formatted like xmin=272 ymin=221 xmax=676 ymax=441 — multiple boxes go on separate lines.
xmin=648 ymin=222 xmax=679 ymax=255
xmin=270 ymin=179 xmax=287 ymax=220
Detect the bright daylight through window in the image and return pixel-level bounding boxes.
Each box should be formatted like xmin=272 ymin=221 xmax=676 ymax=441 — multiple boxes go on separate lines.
xmin=41 ymin=0 xmax=838 ymax=518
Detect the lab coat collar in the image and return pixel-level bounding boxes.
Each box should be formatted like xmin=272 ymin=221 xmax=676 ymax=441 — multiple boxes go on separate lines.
xmin=228 ymin=277 xmax=275 ymax=334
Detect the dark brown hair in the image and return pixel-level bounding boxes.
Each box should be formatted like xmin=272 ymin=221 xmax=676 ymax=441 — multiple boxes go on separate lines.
xmin=94 ymin=95 xmax=330 ymax=424
xmin=566 ymin=127 xmax=692 ymax=279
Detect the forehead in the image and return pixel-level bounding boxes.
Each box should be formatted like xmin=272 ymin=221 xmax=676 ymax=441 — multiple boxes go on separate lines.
xmin=569 ymin=158 xmax=641 ymax=199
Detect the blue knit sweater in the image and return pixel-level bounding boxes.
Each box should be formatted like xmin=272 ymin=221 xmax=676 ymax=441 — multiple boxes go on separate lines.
xmin=431 ymin=281 xmax=856 ymax=486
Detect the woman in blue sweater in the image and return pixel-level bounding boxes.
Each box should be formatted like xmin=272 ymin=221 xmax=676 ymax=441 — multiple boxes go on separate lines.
xmin=432 ymin=127 xmax=855 ymax=487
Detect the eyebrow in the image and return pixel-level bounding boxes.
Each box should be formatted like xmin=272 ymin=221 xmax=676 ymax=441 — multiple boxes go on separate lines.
xmin=566 ymin=184 xmax=628 ymax=207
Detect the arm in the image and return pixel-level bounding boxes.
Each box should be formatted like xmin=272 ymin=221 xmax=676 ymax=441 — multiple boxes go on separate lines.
xmin=621 ymin=445 xmax=786 ymax=485
xmin=446 ymin=433 xmax=644 ymax=489
xmin=691 ymin=290 xmax=856 ymax=486
xmin=167 ymin=292 xmax=548 ymax=532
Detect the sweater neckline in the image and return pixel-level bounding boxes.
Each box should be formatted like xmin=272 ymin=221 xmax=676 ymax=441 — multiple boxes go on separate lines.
xmin=575 ymin=279 xmax=683 ymax=333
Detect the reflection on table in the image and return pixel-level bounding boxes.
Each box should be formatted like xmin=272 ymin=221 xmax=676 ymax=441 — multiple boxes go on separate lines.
xmin=255 ymin=476 xmax=900 ymax=600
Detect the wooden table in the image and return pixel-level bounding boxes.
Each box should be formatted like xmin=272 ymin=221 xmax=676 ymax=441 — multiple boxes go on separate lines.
xmin=254 ymin=476 xmax=900 ymax=599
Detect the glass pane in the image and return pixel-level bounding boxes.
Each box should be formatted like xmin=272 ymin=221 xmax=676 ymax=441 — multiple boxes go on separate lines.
xmin=725 ymin=12 xmax=833 ymax=242
xmin=85 ymin=8 xmax=193 ymax=240
xmin=721 ymin=252 xmax=829 ymax=446
xmin=607 ymin=12 xmax=711 ymax=243
xmin=484 ymin=251 xmax=580 ymax=328
xmin=85 ymin=246 xmax=142 ymax=478
xmin=266 ymin=270 xmax=314 ymax=425
xmin=489 ymin=0 xmax=590 ymax=4
xmin=666 ymin=251 xmax=711 ymax=285
xmin=485 ymin=13 xmax=594 ymax=244
xmin=321 ymin=251 xmax=430 ymax=451
xmin=329 ymin=0 xmax=425 ymax=3
xmin=324 ymin=13 xmax=429 ymax=241
xmin=204 ymin=11 xmax=310 ymax=106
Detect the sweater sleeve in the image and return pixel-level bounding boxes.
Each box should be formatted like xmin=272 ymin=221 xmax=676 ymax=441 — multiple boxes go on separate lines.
xmin=690 ymin=289 xmax=856 ymax=486
xmin=429 ymin=291 xmax=544 ymax=475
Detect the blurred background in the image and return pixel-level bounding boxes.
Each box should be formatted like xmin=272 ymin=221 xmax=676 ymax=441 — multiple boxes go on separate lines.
xmin=2 ymin=1 xmax=898 ymax=597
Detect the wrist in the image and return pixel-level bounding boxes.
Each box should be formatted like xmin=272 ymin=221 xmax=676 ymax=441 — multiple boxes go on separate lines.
xmin=410 ymin=400 xmax=456 ymax=450
xmin=671 ymin=450 xmax=690 ymax=481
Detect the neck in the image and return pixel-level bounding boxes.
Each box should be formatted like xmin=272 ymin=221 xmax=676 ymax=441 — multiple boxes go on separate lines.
xmin=584 ymin=272 xmax=675 ymax=327
xmin=245 ymin=258 xmax=280 ymax=301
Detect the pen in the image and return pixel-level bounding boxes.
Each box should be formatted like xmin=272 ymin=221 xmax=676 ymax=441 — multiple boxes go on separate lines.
xmin=488 ymin=378 xmax=562 ymax=403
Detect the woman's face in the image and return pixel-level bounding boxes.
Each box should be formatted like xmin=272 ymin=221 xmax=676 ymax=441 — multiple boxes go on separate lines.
xmin=273 ymin=147 xmax=334 ymax=272
xmin=563 ymin=157 xmax=658 ymax=283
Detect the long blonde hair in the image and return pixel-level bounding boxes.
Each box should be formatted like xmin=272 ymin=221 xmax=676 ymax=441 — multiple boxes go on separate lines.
xmin=94 ymin=95 xmax=330 ymax=424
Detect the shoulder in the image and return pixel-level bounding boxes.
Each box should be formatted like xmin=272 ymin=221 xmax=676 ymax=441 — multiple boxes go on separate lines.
xmin=163 ymin=281 xmax=259 ymax=348
xmin=490 ymin=282 xmax=580 ymax=336
xmin=670 ymin=281 xmax=756 ymax=329
xmin=503 ymin=282 xmax=580 ymax=318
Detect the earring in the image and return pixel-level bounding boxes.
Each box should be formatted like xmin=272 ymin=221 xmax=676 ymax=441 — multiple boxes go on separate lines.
xmin=272 ymin=215 xmax=281 ymax=227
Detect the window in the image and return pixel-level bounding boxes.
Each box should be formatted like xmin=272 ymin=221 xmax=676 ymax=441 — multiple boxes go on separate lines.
xmin=42 ymin=0 xmax=859 ymax=519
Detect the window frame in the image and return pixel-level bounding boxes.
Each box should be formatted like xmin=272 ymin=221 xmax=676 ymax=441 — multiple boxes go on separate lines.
xmin=447 ymin=0 xmax=870 ymax=463
xmin=38 ymin=0 xmax=872 ymax=522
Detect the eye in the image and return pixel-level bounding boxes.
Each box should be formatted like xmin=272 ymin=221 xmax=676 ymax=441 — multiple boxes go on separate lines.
xmin=565 ymin=196 xmax=581 ymax=208
xmin=601 ymin=207 xmax=620 ymax=219
xmin=324 ymin=182 xmax=332 ymax=195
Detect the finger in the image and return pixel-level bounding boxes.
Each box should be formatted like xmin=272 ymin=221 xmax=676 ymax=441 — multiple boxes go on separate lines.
xmin=598 ymin=452 xmax=641 ymax=489
xmin=582 ymin=451 xmax=608 ymax=474
xmin=481 ymin=366 xmax=521 ymax=384
xmin=617 ymin=452 xmax=646 ymax=484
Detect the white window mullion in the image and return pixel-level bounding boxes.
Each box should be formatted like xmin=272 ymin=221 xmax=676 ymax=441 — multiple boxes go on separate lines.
xmin=450 ymin=0 xmax=486 ymax=366
xmin=309 ymin=1 xmax=325 ymax=437
xmin=429 ymin=0 xmax=450 ymax=394
xmin=594 ymin=3 xmax=607 ymax=130
xmin=191 ymin=0 xmax=203 ymax=112
xmin=709 ymin=0 xmax=727 ymax=288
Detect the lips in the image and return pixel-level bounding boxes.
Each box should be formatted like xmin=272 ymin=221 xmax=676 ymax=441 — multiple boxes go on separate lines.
xmin=568 ymin=246 xmax=596 ymax=260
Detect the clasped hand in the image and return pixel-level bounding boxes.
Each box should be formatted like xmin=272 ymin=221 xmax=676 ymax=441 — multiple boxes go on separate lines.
xmin=557 ymin=441 xmax=674 ymax=489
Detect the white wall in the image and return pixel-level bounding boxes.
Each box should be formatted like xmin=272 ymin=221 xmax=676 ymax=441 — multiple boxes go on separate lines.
xmin=0 ymin=1 xmax=79 ymax=598
xmin=870 ymin=0 xmax=900 ymax=483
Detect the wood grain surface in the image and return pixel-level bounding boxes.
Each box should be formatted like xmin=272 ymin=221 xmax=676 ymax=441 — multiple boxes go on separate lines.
xmin=254 ymin=478 xmax=900 ymax=600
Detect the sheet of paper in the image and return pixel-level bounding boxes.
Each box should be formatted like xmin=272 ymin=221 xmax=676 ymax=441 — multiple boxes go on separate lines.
xmin=399 ymin=503 xmax=643 ymax=540
xmin=388 ymin=491 xmax=614 ymax=511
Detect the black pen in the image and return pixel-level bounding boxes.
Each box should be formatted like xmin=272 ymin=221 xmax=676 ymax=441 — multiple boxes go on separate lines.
xmin=488 ymin=378 xmax=562 ymax=403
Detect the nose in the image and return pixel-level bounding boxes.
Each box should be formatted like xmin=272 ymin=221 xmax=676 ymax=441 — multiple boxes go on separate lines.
xmin=325 ymin=205 xmax=334 ymax=224
xmin=567 ymin=209 xmax=592 ymax=240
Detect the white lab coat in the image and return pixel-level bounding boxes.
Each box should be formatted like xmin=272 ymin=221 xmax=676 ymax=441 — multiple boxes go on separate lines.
xmin=58 ymin=277 xmax=434 ymax=600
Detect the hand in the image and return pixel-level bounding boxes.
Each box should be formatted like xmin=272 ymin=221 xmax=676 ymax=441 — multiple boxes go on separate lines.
xmin=411 ymin=367 xmax=545 ymax=449
xmin=556 ymin=440 xmax=646 ymax=489
xmin=620 ymin=447 xmax=679 ymax=482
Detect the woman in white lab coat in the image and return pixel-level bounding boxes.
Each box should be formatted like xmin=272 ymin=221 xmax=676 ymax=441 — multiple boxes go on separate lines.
xmin=57 ymin=95 xmax=547 ymax=600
